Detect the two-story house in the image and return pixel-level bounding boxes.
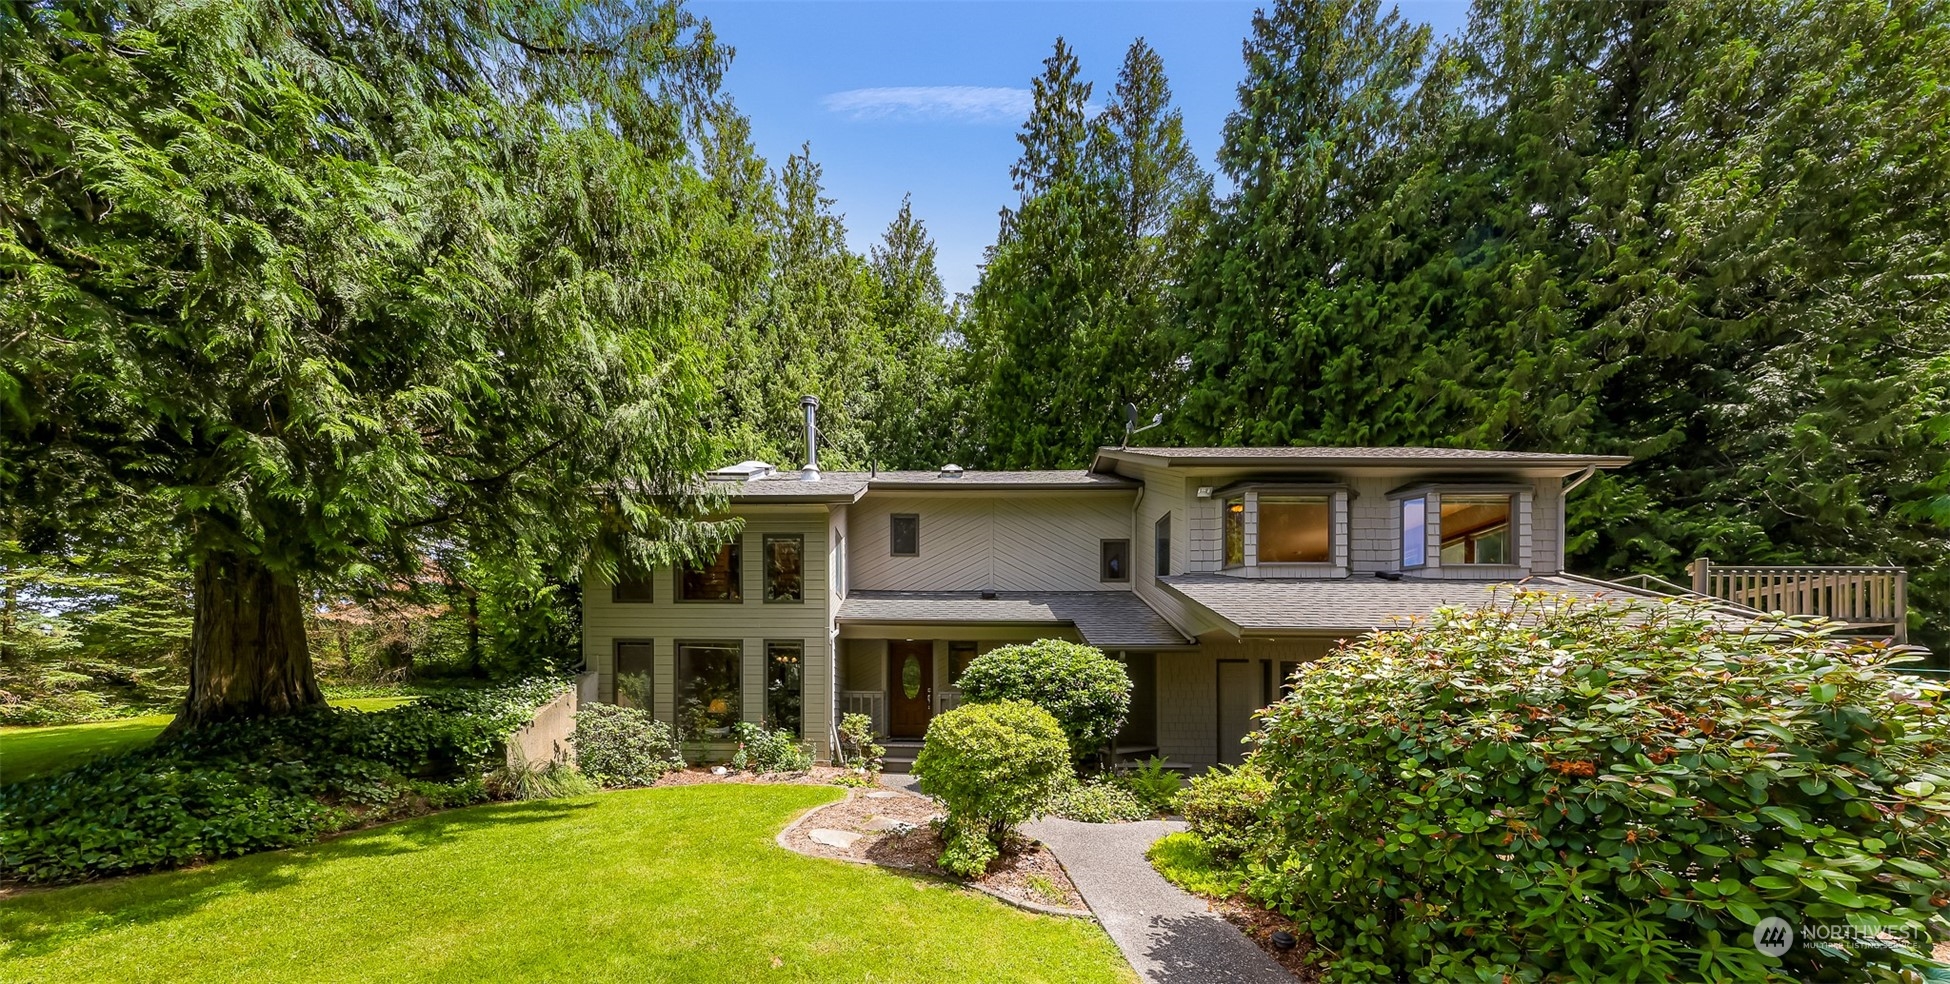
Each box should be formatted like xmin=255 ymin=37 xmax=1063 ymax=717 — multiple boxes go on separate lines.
xmin=581 ymin=401 xmax=1640 ymax=767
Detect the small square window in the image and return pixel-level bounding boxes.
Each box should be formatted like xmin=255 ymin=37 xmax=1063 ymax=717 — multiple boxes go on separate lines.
xmin=890 ymin=514 xmax=919 ymax=557
xmin=1101 ymin=539 xmax=1130 ymax=582
xmin=611 ymin=575 xmax=654 ymax=603
xmin=949 ymin=641 xmax=979 ymax=682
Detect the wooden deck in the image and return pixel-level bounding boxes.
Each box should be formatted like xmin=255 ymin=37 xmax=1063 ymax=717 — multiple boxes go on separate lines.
xmin=1693 ymin=559 xmax=1908 ymax=643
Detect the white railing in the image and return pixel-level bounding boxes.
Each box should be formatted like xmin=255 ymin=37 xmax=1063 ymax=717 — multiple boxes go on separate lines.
xmin=840 ymin=690 xmax=886 ymax=737
xmin=1693 ymin=559 xmax=1908 ymax=643
xmin=935 ymin=687 xmax=962 ymax=717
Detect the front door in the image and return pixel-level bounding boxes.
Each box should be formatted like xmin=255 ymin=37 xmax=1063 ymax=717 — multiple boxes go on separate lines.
xmin=888 ymin=641 xmax=934 ymax=738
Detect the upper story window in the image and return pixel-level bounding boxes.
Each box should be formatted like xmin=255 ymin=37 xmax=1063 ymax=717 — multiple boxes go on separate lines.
xmin=1154 ymin=512 xmax=1171 ymax=577
xmin=1256 ymin=495 xmax=1331 ymax=564
xmin=1100 ymin=539 xmax=1130 ymax=582
xmin=612 ymin=574 xmax=654 ymax=603
xmin=678 ymin=541 xmax=741 ymax=602
xmin=1401 ymin=497 xmax=1427 ymax=568
xmin=1441 ymin=495 xmax=1512 ymax=565
xmin=890 ymin=514 xmax=919 ymax=557
xmin=763 ymin=534 xmax=803 ymax=603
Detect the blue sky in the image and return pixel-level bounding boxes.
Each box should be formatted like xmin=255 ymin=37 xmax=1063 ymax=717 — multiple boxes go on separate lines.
xmin=693 ymin=1 xmax=1473 ymax=298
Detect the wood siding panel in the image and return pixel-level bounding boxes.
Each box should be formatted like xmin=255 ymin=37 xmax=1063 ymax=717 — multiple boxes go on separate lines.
xmin=581 ymin=508 xmax=835 ymax=759
xmin=848 ymin=492 xmax=1136 ymax=592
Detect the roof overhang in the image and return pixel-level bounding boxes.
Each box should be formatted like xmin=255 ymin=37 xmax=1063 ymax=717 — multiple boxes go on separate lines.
xmin=835 ymin=591 xmax=1196 ymax=650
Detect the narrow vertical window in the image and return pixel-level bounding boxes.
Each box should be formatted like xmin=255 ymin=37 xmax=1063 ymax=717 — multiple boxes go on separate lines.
xmin=766 ymin=640 xmax=803 ymax=736
xmin=835 ymin=531 xmax=846 ymax=595
xmin=677 ymin=642 xmax=741 ymax=740
xmin=1154 ymin=512 xmax=1171 ymax=577
xmin=615 ymin=641 xmax=654 ymax=710
xmin=948 ymin=641 xmax=979 ymax=682
xmin=763 ymin=534 xmax=803 ymax=603
xmin=889 ymin=514 xmax=919 ymax=557
xmin=1402 ymin=497 xmax=1427 ymax=568
xmin=1223 ymin=498 xmax=1246 ymax=567
xmin=1100 ymin=539 xmax=1130 ymax=582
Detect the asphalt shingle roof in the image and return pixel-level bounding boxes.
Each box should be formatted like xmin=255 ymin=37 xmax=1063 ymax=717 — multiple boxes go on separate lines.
xmin=836 ymin=590 xmax=1192 ymax=649
xmin=1158 ymin=574 xmax=1677 ymax=634
xmin=1096 ymin=447 xmax=1633 ymax=469
xmin=711 ymin=468 xmax=1134 ymax=500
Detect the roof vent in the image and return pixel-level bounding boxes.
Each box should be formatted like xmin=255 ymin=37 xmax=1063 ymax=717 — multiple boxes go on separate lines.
xmin=707 ymin=460 xmax=776 ymax=483
xmin=939 ymin=464 xmax=964 ymax=479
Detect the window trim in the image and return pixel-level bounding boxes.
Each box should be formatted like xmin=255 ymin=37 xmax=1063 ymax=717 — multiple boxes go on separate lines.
xmin=764 ymin=639 xmax=804 ymax=738
xmin=889 ymin=513 xmax=920 ymax=557
xmin=676 ymin=540 xmax=743 ymax=604
xmin=761 ymin=533 xmax=805 ymax=604
xmin=1100 ymin=538 xmax=1131 ymax=583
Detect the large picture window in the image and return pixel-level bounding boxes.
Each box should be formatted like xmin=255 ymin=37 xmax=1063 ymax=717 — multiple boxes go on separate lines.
xmin=677 ymin=642 xmax=741 ymax=740
xmin=1440 ymin=495 xmax=1512 ymax=565
xmin=1401 ymin=497 xmax=1427 ymax=568
xmin=763 ymin=534 xmax=803 ymax=603
xmin=1223 ymin=498 xmax=1246 ymax=567
xmin=766 ymin=640 xmax=803 ymax=736
xmin=615 ymin=641 xmax=654 ymax=710
xmin=1257 ymin=495 xmax=1331 ymax=564
xmin=678 ymin=542 xmax=741 ymax=603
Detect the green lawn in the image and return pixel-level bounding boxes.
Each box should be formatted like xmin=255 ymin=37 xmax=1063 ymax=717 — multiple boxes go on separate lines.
xmin=0 ymin=784 xmax=1134 ymax=983
xmin=0 ymin=697 xmax=417 ymax=784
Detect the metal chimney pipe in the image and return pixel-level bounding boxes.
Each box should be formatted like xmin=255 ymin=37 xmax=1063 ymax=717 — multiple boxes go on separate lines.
xmin=799 ymin=395 xmax=821 ymax=481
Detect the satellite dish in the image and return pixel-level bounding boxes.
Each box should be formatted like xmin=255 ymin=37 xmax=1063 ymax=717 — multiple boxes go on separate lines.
xmin=1120 ymin=402 xmax=1164 ymax=448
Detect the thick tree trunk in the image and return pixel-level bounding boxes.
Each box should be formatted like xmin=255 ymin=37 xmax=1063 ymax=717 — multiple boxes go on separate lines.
xmin=1 ymin=580 xmax=17 ymax=663
xmin=170 ymin=551 xmax=325 ymax=732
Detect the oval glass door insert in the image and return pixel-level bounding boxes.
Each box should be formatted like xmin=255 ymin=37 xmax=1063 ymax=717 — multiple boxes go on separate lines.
xmin=902 ymin=654 xmax=922 ymax=699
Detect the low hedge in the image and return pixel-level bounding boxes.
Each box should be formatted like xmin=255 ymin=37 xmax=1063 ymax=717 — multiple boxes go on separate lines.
xmin=1251 ymin=593 xmax=1950 ymax=983
xmin=0 ymin=677 xmax=567 ymax=884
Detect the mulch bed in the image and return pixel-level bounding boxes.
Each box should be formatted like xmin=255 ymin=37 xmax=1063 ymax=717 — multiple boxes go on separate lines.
xmin=1205 ymin=895 xmax=1323 ymax=981
xmin=651 ymin=765 xmax=854 ymax=787
xmin=780 ymin=784 xmax=1088 ymax=912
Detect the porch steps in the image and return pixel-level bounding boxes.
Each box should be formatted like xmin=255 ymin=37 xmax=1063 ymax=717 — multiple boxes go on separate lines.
xmin=880 ymin=739 xmax=925 ymax=775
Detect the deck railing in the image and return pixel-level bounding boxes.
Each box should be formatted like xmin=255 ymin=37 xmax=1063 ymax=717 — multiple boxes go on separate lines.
xmin=839 ymin=690 xmax=886 ymax=737
xmin=1692 ymin=559 xmax=1908 ymax=643
xmin=935 ymin=687 xmax=963 ymax=717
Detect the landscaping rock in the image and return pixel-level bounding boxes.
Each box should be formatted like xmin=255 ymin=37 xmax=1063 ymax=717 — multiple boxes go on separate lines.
xmin=808 ymin=828 xmax=863 ymax=849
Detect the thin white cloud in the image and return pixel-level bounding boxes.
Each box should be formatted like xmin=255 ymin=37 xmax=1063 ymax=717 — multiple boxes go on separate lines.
xmin=822 ymin=86 xmax=1031 ymax=124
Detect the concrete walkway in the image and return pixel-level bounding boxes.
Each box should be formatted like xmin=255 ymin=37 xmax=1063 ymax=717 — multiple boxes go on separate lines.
xmin=1024 ymin=817 xmax=1294 ymax=984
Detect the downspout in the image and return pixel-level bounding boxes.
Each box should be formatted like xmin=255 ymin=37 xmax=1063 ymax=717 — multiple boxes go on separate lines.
xmin=1558 ymin=465 xmax=1599 ymax=574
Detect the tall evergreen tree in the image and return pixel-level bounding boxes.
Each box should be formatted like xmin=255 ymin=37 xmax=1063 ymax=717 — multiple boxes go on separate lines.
xmin=0 ymin=0 xmax=734 ymax=726
xmin=865 ymin=197 xmax=965 ymax=469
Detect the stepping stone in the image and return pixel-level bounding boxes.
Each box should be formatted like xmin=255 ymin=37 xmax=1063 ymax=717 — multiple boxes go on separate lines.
xmin=808 ymin=828 xmax=863 ymax=849
xmin=861 ymin=816 xmax=904 ymax=832
xmin=864 ymin=791 xmax=902 ymax=799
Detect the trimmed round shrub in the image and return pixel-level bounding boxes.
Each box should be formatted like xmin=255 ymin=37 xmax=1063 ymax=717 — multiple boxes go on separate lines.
xmin=1252 ymin=593 xmax=1950 ymax=983
xmin=912 ymin=699 xmax=1069 ymax=877
xmin=1178 ymin=763 xmax=1273 ymax=860
xmin=574 ymin=703 xmax=685 ymax=787
xmin=957 ymin=639 xmax=1131 ymax=761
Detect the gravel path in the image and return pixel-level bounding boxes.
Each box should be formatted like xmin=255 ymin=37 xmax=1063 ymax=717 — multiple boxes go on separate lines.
xmin=1024 ymin=817 xmax=1295 ymax=984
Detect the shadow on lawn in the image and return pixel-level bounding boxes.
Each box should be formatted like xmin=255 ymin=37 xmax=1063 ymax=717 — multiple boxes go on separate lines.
xmin=0 ymin=799 xmax=595 ymax=959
